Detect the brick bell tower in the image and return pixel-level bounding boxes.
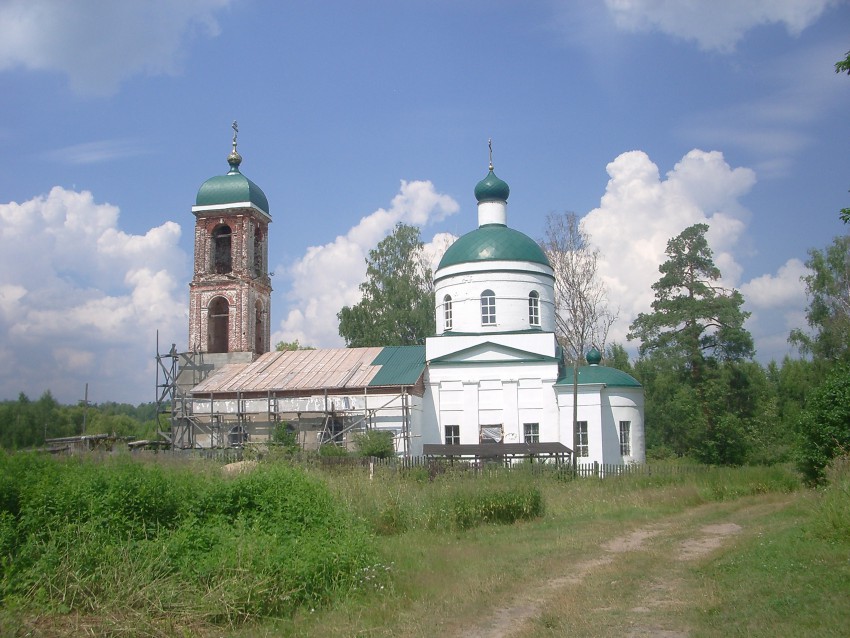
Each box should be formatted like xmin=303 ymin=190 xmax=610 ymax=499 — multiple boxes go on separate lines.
xmin=188 ymin=122 xmax=272 ymax=355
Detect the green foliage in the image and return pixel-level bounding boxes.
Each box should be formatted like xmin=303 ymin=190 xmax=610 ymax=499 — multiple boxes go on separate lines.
xmin=604 ymin=342 xmax=633 ymax=373
xmin=789 ymin=235 xmax=850 ymax=361
xmin=0 ymin=455 xmax=377 ymax=624
xmin=796 ymin=363 xmax=850 ymax=484
xmin=808 ymin=455 xmax=850 ymax=542
xmin=275 ymin=339 xmax=315 ymax=351
xmin=338 ymin=223 xmax=435 ymax=347
xmin=0 ymin=393 xmax=158 ymax=449
xmin=628 ymin=223 xmax=754 ymax=370
xmin=271 ymin=421 xmax=300 ymax=453
xmin=436 ymin=483 xmax=544 ymax=531
xmin=836 ymin=50 xmax=850 ymax=75
xmin=636 ymin=353 xmax=788 ymax=465
xmin=354 ymin=430 xmax=396 ymax=459
xmin=319 ymin=443 xmax=350 ymax=457
xmin=629 ymin=224 xmax=759 ymax=464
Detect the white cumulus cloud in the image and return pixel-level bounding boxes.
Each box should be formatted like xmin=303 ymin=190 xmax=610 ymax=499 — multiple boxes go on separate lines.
xmin=273 ymin=180 xmax=459 ymax=349
xmin=0 ymin=187 xmax=188 ymax=403
xmin=583 ymin=148 xmax=805 ymax=362
xmin=605 ymin=0 xmax=838 ymax=52
xmin=0 ymin=0 xmax=232 ymax=96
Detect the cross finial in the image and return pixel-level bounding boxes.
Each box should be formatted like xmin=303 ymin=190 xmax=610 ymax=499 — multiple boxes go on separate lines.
xmin=488 ymin=138 xmax=493 ymax=171
xmin=231 ymin=120 xmax=239 ymax=152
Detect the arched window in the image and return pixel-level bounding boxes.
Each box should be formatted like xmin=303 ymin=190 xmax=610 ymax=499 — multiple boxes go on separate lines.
xmin=208 ymin=296 xmax=229 ymax=353
xmin=444 ymin=295 xmax=453 ymax=331
xmin=481 ymin=289 xmax=496 ymax=325
xmin=255 ymin=300 xmax=265 ymax=354
xmin=211 ymin=224 xmax=232 ymax=274
xmin=528 ymin=290 xmax=540 ymax=326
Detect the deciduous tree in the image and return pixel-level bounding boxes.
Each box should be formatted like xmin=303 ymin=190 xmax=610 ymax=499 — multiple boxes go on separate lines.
xmin=338 ymin=223 xmax=435 ymax=347
xmin=789 ymin=235 xmax=850 ymax=362
xmin=275 ymin=339 xmax=314 ymax=351
xmin=541 ymin=212 xmax=617 ymax=466
xmin=796 ymin=362 xmax=850 ymax=484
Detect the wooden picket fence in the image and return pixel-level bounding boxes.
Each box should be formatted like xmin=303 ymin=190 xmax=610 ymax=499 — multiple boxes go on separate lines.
xmin=134 ymin=447 xmax=709 ymax=480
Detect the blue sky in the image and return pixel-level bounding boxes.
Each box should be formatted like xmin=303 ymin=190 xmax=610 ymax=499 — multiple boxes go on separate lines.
xmin=1 ymin=0 xmax=848 ymax=405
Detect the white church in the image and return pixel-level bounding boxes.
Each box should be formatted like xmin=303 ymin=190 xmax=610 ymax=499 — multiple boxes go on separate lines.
xmin=164 ymin=131 xmax=645 ymax=467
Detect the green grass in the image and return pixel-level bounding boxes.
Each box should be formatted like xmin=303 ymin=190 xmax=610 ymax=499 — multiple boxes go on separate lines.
xmin=2 ymin=455 xmax=847 ymax=637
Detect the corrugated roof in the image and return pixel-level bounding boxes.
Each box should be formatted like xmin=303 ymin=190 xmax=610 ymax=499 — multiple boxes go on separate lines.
xmin=556 ymin=365 xmax=642 ymax=388
xmin=368 ymin=346 xmax=425 ymax=386
xmin=190 ymin=346 xmax=425 ymax=395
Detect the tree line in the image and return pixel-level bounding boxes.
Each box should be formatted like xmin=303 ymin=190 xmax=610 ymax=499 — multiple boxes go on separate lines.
xmin=0 ymin=392 xmax=159 ymax=449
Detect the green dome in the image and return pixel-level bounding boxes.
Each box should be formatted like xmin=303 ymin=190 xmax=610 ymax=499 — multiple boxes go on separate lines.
xmin=474 ymin=170 xmax=510 ymax=202
xmin=586 ymin=347 xmax=602 ymax=365
xmin=196 ymin=154 xmax=269 ymax=214
xmin=438 ymin=224 xmax=551 ymax=270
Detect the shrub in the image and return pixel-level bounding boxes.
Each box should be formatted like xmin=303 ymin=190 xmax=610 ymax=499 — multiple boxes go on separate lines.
xmin=0 ymin=456 xmax=378 ymax=624
xmin=796 ymin=363 xmax=850 ymax=484
xmin=353 ymin=430 xmax=395 ymax=459
xmin=430 ymin=482 xmax=544 ymax=531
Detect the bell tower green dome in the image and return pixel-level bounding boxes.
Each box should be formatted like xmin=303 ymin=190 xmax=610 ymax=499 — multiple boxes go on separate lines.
xmin=195 ymin=128 xmax=269 ymax=215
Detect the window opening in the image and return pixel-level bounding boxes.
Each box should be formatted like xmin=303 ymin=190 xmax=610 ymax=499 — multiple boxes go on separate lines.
xmin=479 ymin=424 xmax=503 ymax=444
xmin=445 ymin=424 xmax=460 ymax=445
xmin=481 ymin=289 xmax=496 ymax=325
xmin=211 ymin=224 xmax=232 ymax=274
xmin=576 ymin=421 xmax=589 ymax=457
xmin=619 ymin=421 xmax=631 ymax=456
xmin=528 ymin=290 xmax=540 ymax=326
xmin=444 ymin=295 xmax=453 ymax=331
xmin=253 ymin=228 xmax=264 ymax=277
xmin=255 ymin=300 xmax=265 ymax=354
xmin=208 ymin=297 xmax=229 ymax=353
xmin=524 ymin=422 xmax=539 ymax=443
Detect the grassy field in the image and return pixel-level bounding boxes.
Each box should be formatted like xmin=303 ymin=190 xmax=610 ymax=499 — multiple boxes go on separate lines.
xmin=1 ymin=454 xmax=848 ymax=637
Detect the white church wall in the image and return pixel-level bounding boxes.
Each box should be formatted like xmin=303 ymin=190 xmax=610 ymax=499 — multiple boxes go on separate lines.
xmin=556 ymin=385 xmax=646 ymax=465
xmin=424 ymin=359 xmax=561 ymax=446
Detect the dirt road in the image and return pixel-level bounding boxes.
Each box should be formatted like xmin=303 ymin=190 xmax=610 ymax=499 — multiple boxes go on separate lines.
xmin=449 ymin=495 xmax=795 ymax=638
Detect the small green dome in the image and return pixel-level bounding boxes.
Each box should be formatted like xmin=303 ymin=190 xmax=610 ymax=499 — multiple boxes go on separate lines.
xmin=438 ymin=224 xmax=551 ymax=270
xmin=474 ymin=170 xmax=510 ymax=202
xmin=586 ymin=347 xmax=602 ymax=365
xmin=196 ymin=153 xmax=269 ymax=214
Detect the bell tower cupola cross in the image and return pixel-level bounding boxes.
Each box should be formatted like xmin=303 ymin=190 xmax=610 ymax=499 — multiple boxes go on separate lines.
xmin=188 ymin=122 xmax=272 ymax=356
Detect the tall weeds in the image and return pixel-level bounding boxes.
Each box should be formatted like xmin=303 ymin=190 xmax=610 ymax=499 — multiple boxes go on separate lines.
xmin=0 ymin=453 xmax=379 ymax=628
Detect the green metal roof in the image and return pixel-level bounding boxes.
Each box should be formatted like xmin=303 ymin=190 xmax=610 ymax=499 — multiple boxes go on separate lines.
xmin=196 ymin=155 xmax=269 ymax=214
xmin=474 ymin=169 xmax=510 ymax=202
xmin=369 ymin=345 xmax=425 ymax=386
xmin=438 ymin=224 xmax=551 ymax=270
xmin=556 ymin=365 xmax=642 ymax=388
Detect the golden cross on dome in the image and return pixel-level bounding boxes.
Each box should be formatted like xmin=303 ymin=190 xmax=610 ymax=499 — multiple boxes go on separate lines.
xmin=231 ymin=120 xmax=239 ymax=151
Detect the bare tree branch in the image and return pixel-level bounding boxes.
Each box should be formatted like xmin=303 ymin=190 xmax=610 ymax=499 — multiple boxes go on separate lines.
xmin=540 ymin=212 xmax=618 ymax=362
